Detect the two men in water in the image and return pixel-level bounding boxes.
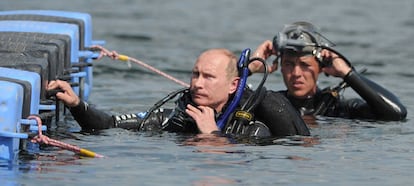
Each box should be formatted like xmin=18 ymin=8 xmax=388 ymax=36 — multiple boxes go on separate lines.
xmin=50 ymin=21 xmax=407 ymax=142
xmin=49 ymin=48 xmax=310 ymax=138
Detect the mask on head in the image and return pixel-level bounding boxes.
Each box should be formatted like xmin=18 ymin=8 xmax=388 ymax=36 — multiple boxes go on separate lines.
xmin=273 ymin=21 xmax=335 ymax=67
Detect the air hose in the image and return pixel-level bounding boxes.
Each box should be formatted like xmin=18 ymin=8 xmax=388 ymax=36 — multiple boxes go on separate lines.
xmin=216 ymin=48 xmax=251 ymax=130
xmin=224 ymin=57 xmax=268 ymax=135
xmin=216 ymin=51 xmax=269 ymax=131
xmin=138 ymin=87 xmax=188 ymax=130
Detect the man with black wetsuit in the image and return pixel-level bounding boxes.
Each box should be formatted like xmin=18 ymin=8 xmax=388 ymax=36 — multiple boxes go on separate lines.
xmin=249 ymin=22 xmax=407 ymax=121
xmin=48 ymin=48 xmax=310 ymax=138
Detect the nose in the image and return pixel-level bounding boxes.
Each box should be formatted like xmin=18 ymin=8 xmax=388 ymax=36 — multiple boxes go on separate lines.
xmin=192 ymin=76 xmax=204 ymax=89
xmin=291 ymin=64 xmax=302 ymax=76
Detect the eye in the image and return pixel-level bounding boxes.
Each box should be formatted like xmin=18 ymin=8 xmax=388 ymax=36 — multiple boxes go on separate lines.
xmin=300 ymin=61 xmax=311 ymax=67
xmin=283 ymin=60 xmax=294 ymax=67
xmin=192 ymin=71 xmax=199 ymax=78
xmin=204 ymin=74 xmax=215 ymax=80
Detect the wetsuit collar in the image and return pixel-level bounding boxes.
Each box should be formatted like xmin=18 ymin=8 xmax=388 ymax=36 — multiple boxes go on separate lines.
xmin=283 ymin=88 xmax=323 ymax=115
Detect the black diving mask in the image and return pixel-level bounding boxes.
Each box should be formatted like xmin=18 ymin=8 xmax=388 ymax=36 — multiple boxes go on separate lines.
xmin=272 ymin=22 xmax=336 ymax=65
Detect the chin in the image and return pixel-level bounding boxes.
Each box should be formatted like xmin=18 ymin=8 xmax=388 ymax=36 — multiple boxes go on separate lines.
xmin=192 ymin=98 xmax=206 ymax=106
xmin=290 ymin=90 xmax=309 ymax=99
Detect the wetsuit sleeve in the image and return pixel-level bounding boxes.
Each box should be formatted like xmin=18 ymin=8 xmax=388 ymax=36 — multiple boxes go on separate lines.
xmin=342 ymin=70 xmax=407 ymax=121
xmin=68 ymin=96 xmax=196 ymax=133
xmin=114 ymin=107 xmax=200 ymax=133
xmin=253 ymin=90 xmax=310 ymax=136
xmin=113 ymin=113 xmax=145 ymax=130
xmin=69 ymin=101 xmax=172 ymax=131
xmin=69 ymin=101 xmax=115 ymax=130
xmin=138 ymin=108 xmax=173 ymax=132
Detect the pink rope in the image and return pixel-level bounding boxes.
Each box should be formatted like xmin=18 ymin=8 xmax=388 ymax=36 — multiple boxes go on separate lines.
xmin=27 ymin=115 xmax=104 ymax=158
xmin=91 ymin=45 xmax=190 ymax=87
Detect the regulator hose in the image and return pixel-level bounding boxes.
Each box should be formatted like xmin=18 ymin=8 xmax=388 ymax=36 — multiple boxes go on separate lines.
xmin=224 ymin=57 xmax=268 ymax=135
xmin=216 ymin=48 xmax=251 ymax=130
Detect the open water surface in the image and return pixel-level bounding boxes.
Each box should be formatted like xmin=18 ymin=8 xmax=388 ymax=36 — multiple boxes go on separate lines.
xmin=1 ymin=0 xmax=414 ymax=185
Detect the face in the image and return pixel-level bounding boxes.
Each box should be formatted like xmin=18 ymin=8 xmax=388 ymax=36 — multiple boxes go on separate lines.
xmin=280 ymin=54 xmax=320 ymax=98
xmin=190 ymin=50 xmax=238 ymax=112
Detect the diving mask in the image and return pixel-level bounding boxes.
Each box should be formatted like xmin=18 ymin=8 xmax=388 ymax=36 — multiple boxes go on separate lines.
xmin=273 ymin=21 xmax=335 ymax=56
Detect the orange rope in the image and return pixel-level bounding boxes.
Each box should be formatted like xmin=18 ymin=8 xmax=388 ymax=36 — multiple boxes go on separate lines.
xmin=91 ymin=45 xmax=190 ymax=87
xmin=28 ymin=115 xmax=104 ymax=158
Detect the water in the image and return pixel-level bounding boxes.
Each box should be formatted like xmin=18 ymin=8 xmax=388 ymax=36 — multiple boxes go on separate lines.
xmin=1 ymin=0 xmax=414 ymax=185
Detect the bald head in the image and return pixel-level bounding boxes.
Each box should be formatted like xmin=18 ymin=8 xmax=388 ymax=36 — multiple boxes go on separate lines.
xmin=197 ymin=48 xmax=238 ymax=80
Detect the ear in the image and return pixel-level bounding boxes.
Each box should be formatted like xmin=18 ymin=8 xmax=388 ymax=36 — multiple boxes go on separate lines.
xmin=228 ymin=77 xmax=240 ymax=94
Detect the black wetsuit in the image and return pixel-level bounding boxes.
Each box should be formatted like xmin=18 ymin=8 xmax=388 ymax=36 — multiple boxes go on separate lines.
xmin=68 ymin=88 xmax=310 ymax=137
xmin=281 ymin=70 xmax=407 ymax=121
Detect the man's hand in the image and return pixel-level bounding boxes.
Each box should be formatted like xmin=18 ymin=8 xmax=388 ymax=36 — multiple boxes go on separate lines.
xmin=320 ymin=49 xmax=352 ymax=78
xmin=249 ymin=40 xmax=278 ymax=74
xmin=47 ymin=80 xmax=80 ymax=107
xmin=185 ymin=104 xmax=219 ymax=134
